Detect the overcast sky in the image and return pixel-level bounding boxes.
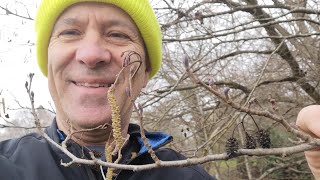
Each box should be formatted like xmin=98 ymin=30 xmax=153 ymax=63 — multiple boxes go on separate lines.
xmin=0 ymin=0 xmax=53 ymax=111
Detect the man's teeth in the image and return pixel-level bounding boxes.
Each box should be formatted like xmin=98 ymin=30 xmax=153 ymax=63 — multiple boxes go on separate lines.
xmin=76 ymin=82 xmax=111 ymax=88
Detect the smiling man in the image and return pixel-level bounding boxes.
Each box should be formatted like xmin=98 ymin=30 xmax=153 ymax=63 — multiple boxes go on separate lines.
xmin=0 ymin=0 xmax=215 ymax=180
xmin=47 ymin=2 xmax=149 ymax=146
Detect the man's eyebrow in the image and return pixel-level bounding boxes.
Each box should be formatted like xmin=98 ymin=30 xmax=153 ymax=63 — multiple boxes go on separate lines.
xmin=103 ymin=20 xmax=138 ymax=34
xmin=52 ymin=17 xmax=83 ymax=33
xmin=53 ymin=17 xmax=139 ymax=35
xmin=57 ymin=17 xmax=83 ymax=27
xmin=63 ymin=18 xmax=82 ymax=25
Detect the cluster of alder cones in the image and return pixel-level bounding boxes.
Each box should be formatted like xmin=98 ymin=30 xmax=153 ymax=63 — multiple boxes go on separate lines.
xmin=225 ymin=114 xmax=271 ymax=158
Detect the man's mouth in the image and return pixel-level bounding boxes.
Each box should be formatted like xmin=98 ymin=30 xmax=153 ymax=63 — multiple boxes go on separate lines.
xmin=73 ymin=82 xmax=113 ymax=88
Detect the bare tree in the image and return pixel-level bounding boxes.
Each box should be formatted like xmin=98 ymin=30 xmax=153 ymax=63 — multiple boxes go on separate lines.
xmin=139 ymin=0 xmax=320 ymax=179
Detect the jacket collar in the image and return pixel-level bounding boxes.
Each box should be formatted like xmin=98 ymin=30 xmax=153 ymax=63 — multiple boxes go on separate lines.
xmin=45 ymin=117 xmax=62 ymax=143
xmin=45 ymin=118 xmax=173 ymax=155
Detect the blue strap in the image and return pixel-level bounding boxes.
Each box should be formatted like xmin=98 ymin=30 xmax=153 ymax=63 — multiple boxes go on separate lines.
xmin=137 ymin=132 xmax=172 ymax=155
xmin=56 ymin=129 xmax=66 ymax=141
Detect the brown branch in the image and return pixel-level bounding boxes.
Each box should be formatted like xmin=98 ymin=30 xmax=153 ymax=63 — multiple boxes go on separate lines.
xmin=257 ymin=159 xmax=306 ymax=180
xmin=161 ymin=3 xmax=320 ymax=30
xmin=0 ymin=124 xmax=48 ymax=129
xmin=227 ymin=0 xmax=320 ymax=103
xmin=133 ymin=103 xmax=161 ymax=165
xmin=0 ymin=5 xmax=33 ymax=20
xmin=157 ymin=81 xmax=251 ymax=94
xmin=258 ymin=76 xmax=299 ymax=86
xmin=211 ymin=2 xmax=320 ymax=15
xmin=163 ymin=32 xmax=320 ymax=42
xmin=42 ymin=132 xmax=320 ymax=171
xmin=185 ymin=66 xmax=311 ymax=142
xmin=25 ymin=73 xmax=42 ymax=134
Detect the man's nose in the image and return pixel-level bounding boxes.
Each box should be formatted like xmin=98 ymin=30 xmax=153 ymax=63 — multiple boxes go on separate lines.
xmin=75 ymin=34 xmax=111 ymax=68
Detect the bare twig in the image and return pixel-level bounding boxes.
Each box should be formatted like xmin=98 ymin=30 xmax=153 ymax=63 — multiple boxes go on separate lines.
xmin=133 ymin=102 xmax=161 ymax=165
xmin=25 ymin=73 xmax=43 ymax=134
xmin=43 ymin=132 xmax=320 ymax=171
xmin=0 ymin=5 xmax=33 ymax=20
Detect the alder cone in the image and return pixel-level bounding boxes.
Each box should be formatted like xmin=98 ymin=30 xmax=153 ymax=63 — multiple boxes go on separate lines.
xmin=255 ymin=129 xmax=271 ymax=148
xmin=225 ymin=137 xmax=239 ymax=158
xmin=245 ymin=133 xmax=256 ymax=149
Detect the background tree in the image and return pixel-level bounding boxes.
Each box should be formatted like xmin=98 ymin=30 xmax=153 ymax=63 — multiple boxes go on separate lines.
xmin=139 ymin=0 xmax=319 ymax=179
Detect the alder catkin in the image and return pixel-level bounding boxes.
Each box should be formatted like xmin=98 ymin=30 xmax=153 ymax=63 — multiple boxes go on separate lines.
xmin=104 ymin=87 xmax=124 ymax=180
xmin=107 ymin=87 xmax=123 ymax=153
xmin=105 ymin=145 xmax=114 ymax=180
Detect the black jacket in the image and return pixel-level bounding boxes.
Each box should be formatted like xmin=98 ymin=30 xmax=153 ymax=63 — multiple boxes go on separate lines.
xmin=0 ymin=120 xmax=215 ymax=180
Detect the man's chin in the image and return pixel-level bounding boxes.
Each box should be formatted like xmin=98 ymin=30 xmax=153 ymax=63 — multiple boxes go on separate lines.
xmin=69 ymin=115 xmax=112 ymax=130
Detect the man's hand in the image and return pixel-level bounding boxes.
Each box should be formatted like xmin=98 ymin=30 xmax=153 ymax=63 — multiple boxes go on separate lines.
xmin=296 ymin=105 xmax=320 ymax=179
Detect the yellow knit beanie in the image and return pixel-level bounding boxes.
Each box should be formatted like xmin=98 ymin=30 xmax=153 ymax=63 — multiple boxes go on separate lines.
xmin=35 ymin=0 xmax=162 ymax=78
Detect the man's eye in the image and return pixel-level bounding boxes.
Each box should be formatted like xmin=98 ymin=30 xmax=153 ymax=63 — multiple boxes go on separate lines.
xmin=109 ymin=32 xmax=130 ymax=39
xmin=59 ymin=30 xmax=81 ymax=36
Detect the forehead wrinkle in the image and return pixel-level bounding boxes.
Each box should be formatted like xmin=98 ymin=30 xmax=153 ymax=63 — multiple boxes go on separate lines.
xmin=63 ymin=17 xmax=83 ymax=26
xmin=61 ymin=17 xmax=87 ymax=28
xmin=52 ymin=17 xmax=85 ymax=33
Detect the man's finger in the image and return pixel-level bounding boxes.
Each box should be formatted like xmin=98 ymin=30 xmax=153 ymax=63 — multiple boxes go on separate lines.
xmin=296 ymin=105 xmax=320 ymax=138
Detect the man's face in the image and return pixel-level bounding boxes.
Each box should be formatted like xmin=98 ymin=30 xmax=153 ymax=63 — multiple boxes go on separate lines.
xmin=48 ymin=2 xmax=149 ymax=130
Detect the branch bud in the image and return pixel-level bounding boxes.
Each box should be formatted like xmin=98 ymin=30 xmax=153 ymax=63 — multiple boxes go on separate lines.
xmin=208 ymin=78 xmax=215 ymax=87
xmin=123 ymin=56 xmax=130 ymax=67
xmin=183 ymin=55 xmax=189 ymax=69
xmin=25 ymin=81 xmax=28 ymax=90
xmin=137 ymin=103 xmax=143 ymax=115
xmin=29 ymin=73 xmax=34 ymax=79
xmin=224 ymin=88 xmax=230 ymax=100
xmin=125 ymin=87 xmax=131 ymax=97
xmin=31 ymin=91 xmax=34 ymax=101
